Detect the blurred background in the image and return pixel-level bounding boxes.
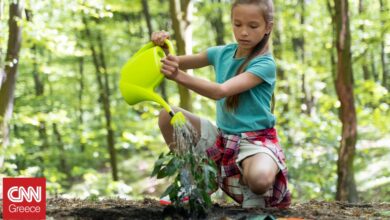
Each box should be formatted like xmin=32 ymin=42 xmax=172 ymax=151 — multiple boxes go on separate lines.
xmin=0 ymin=0 xmax=389 ymax=203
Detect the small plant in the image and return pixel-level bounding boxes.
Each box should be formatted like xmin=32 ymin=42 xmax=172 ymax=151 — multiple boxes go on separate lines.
xmin=151 ymin=122 xmax=217 ymax=216
xmin=152 ymin=151 xmax=217 ymax=216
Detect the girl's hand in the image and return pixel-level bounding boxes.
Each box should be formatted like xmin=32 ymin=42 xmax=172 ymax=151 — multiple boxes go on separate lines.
xmin=161 ymin=55 xmax=180 ymax=80
xmin=151 ymin=31 xmax=170 ymax=46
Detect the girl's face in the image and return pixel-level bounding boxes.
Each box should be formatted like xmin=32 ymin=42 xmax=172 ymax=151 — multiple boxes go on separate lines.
xmin=232 ymin=4 xmax=271 ymax=55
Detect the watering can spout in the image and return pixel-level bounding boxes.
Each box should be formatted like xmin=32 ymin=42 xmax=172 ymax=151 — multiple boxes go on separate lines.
xmin=119 ymin=40 xmax=175 ymax=113
xmin=119 ymin=82 xmax=172 ymax=113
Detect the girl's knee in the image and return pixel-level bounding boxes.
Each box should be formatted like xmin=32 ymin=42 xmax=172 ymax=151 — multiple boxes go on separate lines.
xmin=241 ymin=153 xmax=279 ymax=195
xmin=247 ymin=170 xmax=275 ymax=195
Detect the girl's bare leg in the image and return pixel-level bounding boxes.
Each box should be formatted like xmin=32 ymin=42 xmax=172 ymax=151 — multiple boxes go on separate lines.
xmin=241 ymin=154 xmax=279 ymax=194
xmin=158 ymin=107 xmax=201 ymax=150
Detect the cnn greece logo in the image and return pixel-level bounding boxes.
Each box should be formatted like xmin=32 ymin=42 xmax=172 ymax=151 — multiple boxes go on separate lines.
xmin=8 ymin=186 xmax=42 ymax=202
xmin=2 ymin=177 xmax=46 ymax=220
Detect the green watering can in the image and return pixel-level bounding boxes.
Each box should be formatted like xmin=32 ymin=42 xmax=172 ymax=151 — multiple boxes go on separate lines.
xmin=119 ymin=40 xmax=185 ymax=125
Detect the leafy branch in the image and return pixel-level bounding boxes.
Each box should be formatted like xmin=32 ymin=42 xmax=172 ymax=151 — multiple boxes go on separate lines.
xmin=151 ymin=149 xmax=217 ymax=216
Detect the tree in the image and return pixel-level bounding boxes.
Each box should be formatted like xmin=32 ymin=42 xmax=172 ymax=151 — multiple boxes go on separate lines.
xmin=379 ymin=0 xmax=389 ymax=89
xmin=169 ymin=0 xmax=193 ymax=111
xmin=0 ymin=0 xmax=23 ymax=169
xmin=141 ymin=0 xmax=153 ymax=38
xmin=273 ymin=0 xmax=290 ymax=122
xmin=333 ymin=0 xmax=358 ymax=202
xmin=209 ymin=0 xmax=226 ymax=45
xmin=358 ymin=0 xmax=371 ymax=81
xmin=82 ymin=10 xmax=118 ymax=181
xmin=293 ymin=0 xmax=314 ymax=115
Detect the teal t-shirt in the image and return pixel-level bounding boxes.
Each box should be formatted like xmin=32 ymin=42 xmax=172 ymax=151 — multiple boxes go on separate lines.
xmin=207 ymin=43 xmax=276 ymax=134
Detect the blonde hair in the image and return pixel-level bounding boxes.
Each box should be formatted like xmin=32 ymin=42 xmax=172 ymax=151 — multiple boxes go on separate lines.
xmin=226 ymin=0 xmax=274 ymax=111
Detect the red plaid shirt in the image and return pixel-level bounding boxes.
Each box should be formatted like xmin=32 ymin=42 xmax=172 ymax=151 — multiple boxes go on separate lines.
xmin=206 ymin=128 xmax=291 ymax=208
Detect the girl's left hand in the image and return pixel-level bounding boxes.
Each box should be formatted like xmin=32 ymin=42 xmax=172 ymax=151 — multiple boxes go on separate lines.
xmin=161 ymin=55 xmax=180 ymax=80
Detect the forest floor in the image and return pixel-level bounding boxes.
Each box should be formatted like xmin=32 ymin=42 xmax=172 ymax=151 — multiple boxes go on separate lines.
xmin=18 ymin=198 xmax=390 ymax=219
xmin=1 ymin=198 xmax=389 ymax=219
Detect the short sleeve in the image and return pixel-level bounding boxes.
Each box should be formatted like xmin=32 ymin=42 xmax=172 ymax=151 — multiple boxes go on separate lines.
xmin=207 ymin=46 xmax=223 ymax=66
xmin=245 ymin=55 xmax=276 ymax=85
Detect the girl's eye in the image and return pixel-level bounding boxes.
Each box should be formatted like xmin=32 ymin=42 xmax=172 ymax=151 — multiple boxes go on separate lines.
xmin=234 ymin=23 xmax=241 ymax=27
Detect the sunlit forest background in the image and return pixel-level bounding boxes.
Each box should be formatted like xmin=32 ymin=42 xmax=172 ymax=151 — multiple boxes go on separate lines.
xmin=1 ymin=0 xmax=389 ymax=203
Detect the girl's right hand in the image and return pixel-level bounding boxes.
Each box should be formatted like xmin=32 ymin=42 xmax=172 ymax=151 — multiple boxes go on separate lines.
xmin=161 ymin=54 xmax=180 ymax=80
xmin=151 ymin=31 xmax=170 ymax=46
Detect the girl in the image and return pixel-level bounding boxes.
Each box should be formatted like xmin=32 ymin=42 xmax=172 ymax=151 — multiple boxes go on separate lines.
xmin=153 ymin=0 xmax=291 ymax=208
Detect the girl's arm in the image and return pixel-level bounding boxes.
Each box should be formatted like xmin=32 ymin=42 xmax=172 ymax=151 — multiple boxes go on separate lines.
xmin=161 ymin=55 xmax=263 ymax=100
xmin=175 ymin=71 xmax=263 ymax=100
xmin=177 ymin=52 xmax=209 ymax=70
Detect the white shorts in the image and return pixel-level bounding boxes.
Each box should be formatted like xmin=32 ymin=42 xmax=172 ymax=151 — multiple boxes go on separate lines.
xmin=194 ymin=118 xmax=284 ymax=172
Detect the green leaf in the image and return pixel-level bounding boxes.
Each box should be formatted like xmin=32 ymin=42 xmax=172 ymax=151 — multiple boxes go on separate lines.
xmin=161 ymin=183 xmax=174 ymax=198
xmin=151 ymin=152 xmax=171 ymax=177
xmin=157 ymin=156 xmax=182 ymax=178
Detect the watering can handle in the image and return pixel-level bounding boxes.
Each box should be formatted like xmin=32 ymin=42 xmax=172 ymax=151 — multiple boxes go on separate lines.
xmin=164 ymin=39 xmax=175 ymax=56
xmin=131 ymin=39 xmax=175 ymax=58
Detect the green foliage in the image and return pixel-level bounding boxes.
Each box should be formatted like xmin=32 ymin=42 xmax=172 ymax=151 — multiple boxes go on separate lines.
xmin=149 ymin=116 xmax=219 ymax=213
xmin=151 ymin=150 xmax=217 ymax=215
xmin=1 ymin=0 xmax=389 ymax=205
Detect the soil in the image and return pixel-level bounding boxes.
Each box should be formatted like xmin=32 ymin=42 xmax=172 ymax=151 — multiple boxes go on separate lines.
xmin=1 ymin=198 xmax=389 ymax=219
xmin=3 ymin=198 xmax=388 ymax=219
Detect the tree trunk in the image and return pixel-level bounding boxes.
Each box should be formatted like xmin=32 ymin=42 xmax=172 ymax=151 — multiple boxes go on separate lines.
xmin=32 ymin=46 xmax=49 ymax=151
xmin=379 ymin=0 xmax=388 ymax=89
xmin=358 ymin=0 xmax=371 ymax=81
xmin=53 ymin=123 xmax=71 ymax=179
xmin=273 ymin=11 xmax=289 ymax=116
xmin=210 ymin=0 xmax=225 ymax=45
xmin=82 ymin=14 xmax=118 ymax=181
xmin=292 ymin=0 xmax=313 ymax=115
xmin=26 ymin=9 xmax=51 ymax=173
xmin=78 ymin=56 xmax=85 ymax=152
xmin=326 ymin=0 xmax=337 ymax=86
xmin=97 ymin=31 xmax=117 ymax=181
xmin=32 ymin=47 xmax=45 ymax=96
xmin=380 ymin=42 xmax=387 ymax=88
xmin=0 ymin=69 xmax=5 ymax=91
xmin=141 ymin=0 xmax=153 ymax=38
xmin=371 ymin=52 xmax=378 ymax=82
xmin=27 ymin=8 xmax=49 ymax=151
xmin=0 ymin=0 xmax=23 ymax=169
xmin=333 ymin=0 xmax=358 ymax=202
xmin=169 ymin=0 xmax=193 ymax=111
xmin=362 ymin=65 xmax=370 ymax=81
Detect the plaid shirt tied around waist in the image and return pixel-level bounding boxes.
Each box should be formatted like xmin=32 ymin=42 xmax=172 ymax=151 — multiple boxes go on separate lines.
xmin=206 ymin=128 xmax=291 ymax=208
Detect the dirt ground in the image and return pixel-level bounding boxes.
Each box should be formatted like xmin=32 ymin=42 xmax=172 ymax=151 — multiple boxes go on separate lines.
xmin=30 ymin=198 xmax=390 ymax=219
xmin=1 ymin=198 xmax=389 ymax=219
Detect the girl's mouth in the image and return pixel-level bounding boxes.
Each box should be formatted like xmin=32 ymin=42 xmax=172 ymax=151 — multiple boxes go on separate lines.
xmin=238 ymin=40 xmax=251 ymax=45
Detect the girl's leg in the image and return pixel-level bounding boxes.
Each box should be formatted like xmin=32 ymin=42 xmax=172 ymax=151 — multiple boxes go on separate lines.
xmin=241 ymin=153 xmax=279 ymax=195
xmin=158 ymin=107 xmax=202 ymax=150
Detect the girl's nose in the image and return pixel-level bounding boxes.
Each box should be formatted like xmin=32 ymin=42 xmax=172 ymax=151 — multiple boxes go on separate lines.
xmin=241 ymin=28 xmax=248 ymax=36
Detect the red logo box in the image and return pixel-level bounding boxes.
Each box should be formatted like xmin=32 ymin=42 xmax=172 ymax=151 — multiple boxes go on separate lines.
xmin=2 ymin=178 xmax=46 ymax=220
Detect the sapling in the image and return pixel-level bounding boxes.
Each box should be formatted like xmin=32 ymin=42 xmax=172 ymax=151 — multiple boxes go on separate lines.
xmin=151 ymin=120 xmax=217 ymax=216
